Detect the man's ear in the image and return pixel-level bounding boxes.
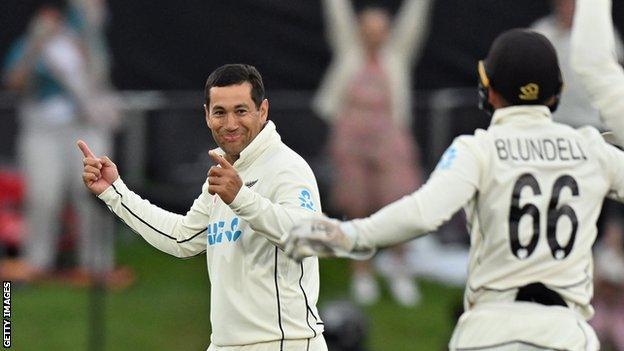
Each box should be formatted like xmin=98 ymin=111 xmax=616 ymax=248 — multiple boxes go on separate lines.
xmin=488 ymin=88 xmax=507 ymax=109
xmin=259 ymin=99 xmax=269 ymax=123
xmin=204 ymin=104 xmax=212 ymax=129
xmin=487 ymin=89 xmax=497 ymax=107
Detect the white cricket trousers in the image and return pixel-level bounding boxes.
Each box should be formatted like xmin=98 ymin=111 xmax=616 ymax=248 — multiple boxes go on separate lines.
xmin=449 ymin=302 xmax=599 ymax=351
xmin=207 ymin=335 xmax=327 ymax=351
xmin=18 ymin=125 xmax=115 ymax=272
xmin=451 ymin=343 xmax=562 ymax=350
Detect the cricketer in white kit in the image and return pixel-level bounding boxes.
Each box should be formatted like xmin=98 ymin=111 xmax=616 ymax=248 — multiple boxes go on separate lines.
xmin=79 ymin=64 xmax=326 ymax=351
xmin=285 ymin=29 xmax=624 ymax=351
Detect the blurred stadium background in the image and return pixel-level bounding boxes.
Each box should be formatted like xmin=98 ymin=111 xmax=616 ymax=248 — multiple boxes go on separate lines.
xmin=2 ymin=1 xmax=624 ymax=350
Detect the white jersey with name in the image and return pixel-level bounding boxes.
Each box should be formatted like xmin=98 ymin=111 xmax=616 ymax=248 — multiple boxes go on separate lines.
xmin=98 ymin=121 xmax=324 ymax=347
xmin=346 ymin=105 xmax=624 ymax=349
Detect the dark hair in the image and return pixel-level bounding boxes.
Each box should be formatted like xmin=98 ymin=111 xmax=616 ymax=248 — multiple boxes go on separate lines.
xmin=40 ymin=0 xmax=68 ymax=11
xmin=357 ymin=5 xmax=389 ymax=15
xmin=204 ymin=64 xmax=265 ymax=109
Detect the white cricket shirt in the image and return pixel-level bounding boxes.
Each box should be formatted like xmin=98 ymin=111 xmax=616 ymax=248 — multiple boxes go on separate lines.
xmin=98 ymin=121 xmax=324 ymax=346
xmin=347 ymin=106 xmax=624 ymax=320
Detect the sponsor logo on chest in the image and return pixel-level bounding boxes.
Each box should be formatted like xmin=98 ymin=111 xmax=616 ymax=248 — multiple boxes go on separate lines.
xmin=207 ymin=217 xmax=243 ymax=246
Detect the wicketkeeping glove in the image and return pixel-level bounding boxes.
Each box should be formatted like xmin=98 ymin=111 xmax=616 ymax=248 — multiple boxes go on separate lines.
xmin=284 ymin=216 xmax=375 ymax=262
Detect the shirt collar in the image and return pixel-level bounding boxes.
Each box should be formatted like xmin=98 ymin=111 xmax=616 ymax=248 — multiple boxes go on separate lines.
xmin=491 ymin=105 xmax=552 ymax=126
xmin=212 ymin=120 xmax=280 ymax=171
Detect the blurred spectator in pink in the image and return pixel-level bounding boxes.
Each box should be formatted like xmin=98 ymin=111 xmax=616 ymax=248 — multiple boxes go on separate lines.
xmin=314 ymin=0 xmax=433 ymax=306
xmin=1 ymin=0 xmax=132 ymax=289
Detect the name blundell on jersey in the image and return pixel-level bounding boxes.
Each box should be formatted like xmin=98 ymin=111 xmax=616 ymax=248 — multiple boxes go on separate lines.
xmin=494 ymin=137 xmax=588 ymax=162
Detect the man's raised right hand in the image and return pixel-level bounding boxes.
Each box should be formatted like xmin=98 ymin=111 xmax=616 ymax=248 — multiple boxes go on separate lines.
xmin=77 ymin=140 xmax=119 ymax=195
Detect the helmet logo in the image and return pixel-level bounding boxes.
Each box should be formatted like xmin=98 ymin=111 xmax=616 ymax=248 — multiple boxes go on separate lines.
xmin=519 ymin=83 xmax=539 ymax=100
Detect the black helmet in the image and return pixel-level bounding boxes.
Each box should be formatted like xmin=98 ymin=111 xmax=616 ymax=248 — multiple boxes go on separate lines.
xmin=478 ymin=28 xmax=563 ymax=115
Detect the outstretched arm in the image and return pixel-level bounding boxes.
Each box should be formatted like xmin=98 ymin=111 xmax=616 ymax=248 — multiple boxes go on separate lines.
xmin=78 ymin=140 xmax=208 ymax=258
xmin=571 ymin=0 xmax=624 ymax=145
xmin=388 ymin=0 xmax=434 ymax=63
xmin=346 ymin=137 xmax=479 ymax=250
xmin=312 ymin=0 xmax=361 ymax=120
xmin=286 ymin=136 xmax=481 ymax=261
xmin=321 ymin=0 xmax=359 ymax=54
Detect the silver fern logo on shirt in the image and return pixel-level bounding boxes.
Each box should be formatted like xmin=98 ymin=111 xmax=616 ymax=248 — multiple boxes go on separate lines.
xmin=436 ymin=146 xmax=457 ymax=170
xmin=245 ymin=179 xmax=258 ymax=188
xmin=208 ymin=217 xmax=242 ymax=245
xmin=298 ymin=189 xmax=316 ymax=212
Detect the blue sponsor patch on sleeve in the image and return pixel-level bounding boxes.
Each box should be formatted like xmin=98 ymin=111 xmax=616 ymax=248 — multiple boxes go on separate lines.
xmin=298 ymin=189 xmax=316 ymax=212
xmin=436 ymin=146 xmax=457 ymax=170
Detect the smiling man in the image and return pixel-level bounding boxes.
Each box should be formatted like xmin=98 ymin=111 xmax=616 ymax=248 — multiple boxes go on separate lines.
xmin=78 ymin=64 xmax=327 ymax=350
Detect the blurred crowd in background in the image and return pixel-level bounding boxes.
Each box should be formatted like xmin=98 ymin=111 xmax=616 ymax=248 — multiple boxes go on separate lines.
xmin=1 ymin=0 xmax=624 ymax=350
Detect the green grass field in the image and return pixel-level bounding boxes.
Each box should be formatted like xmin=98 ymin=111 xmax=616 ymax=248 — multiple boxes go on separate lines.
xmin=13 ymin=228 xmax=463 ymax=351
